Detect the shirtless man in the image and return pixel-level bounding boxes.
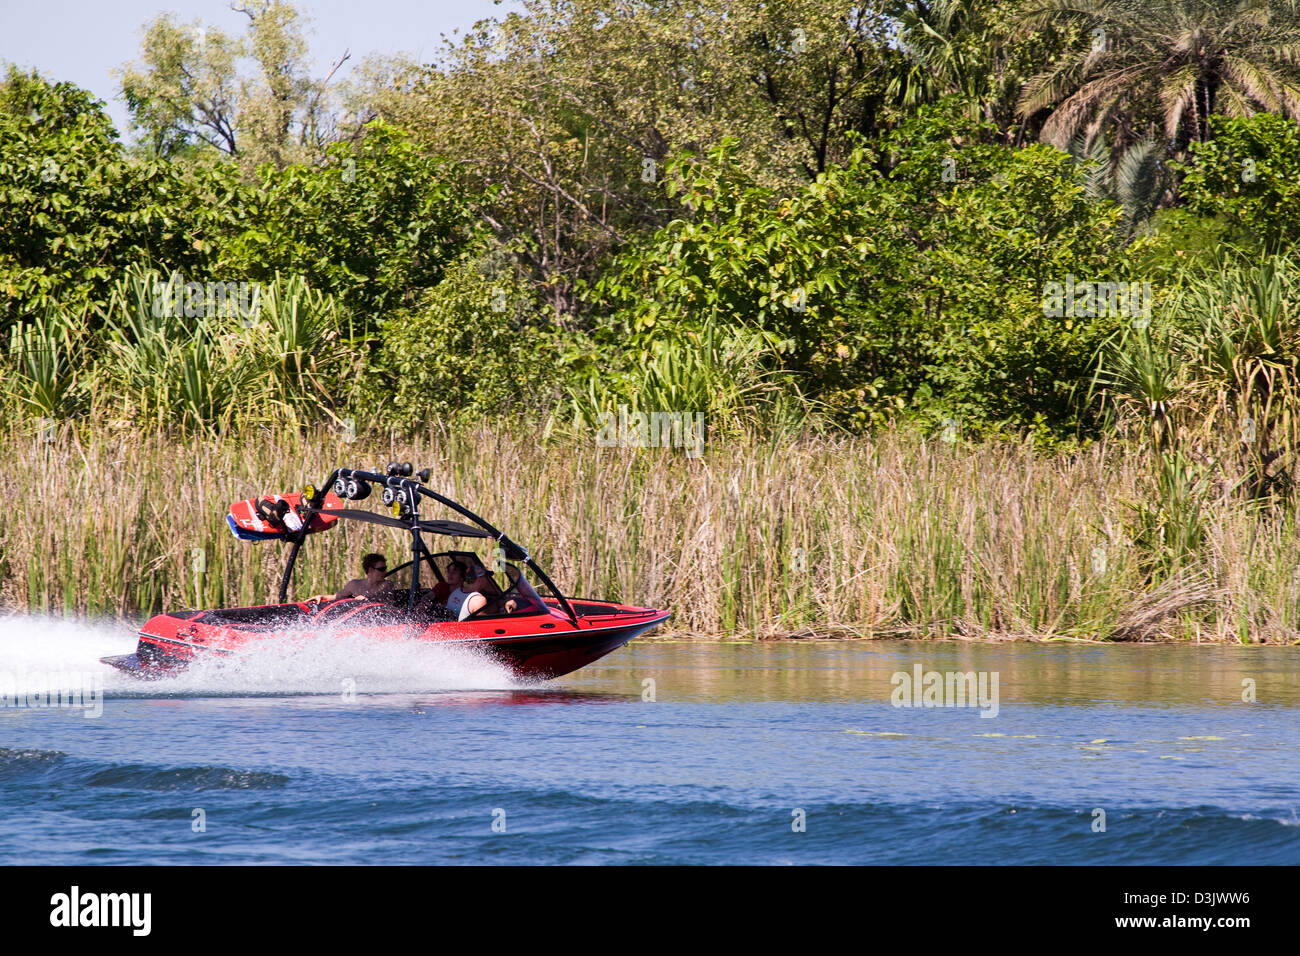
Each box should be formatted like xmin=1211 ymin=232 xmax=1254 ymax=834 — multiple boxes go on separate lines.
xmin=335 ymin=553 xmax=393 ymax=600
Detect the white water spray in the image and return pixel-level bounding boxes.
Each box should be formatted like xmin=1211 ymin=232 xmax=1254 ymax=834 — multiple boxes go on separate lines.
xmin=0 ymin=613 xmax=518 ymax=698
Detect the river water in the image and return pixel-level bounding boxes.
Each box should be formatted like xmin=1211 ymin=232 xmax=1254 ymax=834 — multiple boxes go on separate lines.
xmin=1 ymin=617 xmax=1296 ymax=864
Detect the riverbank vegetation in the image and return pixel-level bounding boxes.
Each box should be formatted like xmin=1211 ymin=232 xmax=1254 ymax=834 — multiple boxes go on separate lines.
xmin=3 ymin=425 xmax=1297 ymax=642
xmin=3 ymin=1 xmax=1300 ymax=640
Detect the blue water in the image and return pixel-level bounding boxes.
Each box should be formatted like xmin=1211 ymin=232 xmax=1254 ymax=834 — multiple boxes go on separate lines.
xmin=1 ymin=617 xmax=1297 ymax=864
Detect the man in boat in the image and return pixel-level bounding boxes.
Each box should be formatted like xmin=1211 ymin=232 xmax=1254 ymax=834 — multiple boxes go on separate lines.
xmin=334 ymin=553 xmax=394 ymax=601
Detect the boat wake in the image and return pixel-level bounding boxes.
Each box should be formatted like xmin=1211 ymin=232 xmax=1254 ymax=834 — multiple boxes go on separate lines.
xmin=0 ymin=613 xmax=518 ymax=699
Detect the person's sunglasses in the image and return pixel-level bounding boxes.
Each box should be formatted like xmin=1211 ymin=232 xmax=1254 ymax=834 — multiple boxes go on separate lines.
xmin=375 ymin=565 xmax=387 ymax=572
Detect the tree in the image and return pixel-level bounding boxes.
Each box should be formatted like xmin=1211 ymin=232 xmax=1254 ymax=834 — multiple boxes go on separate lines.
xmin=118 ymin=0 xmax=349 ymax=168
xmin=219 ymin=123 xmax=471 ymax=325
xmin=1016 ymin=0 xmax=1300 ymax=159
xmin=117 ymin=14 xmax=241 ymax=157
xmin=593 ymin=103 xmax=1134 ymax=436
xmin=885 ymin=0 xmax=1070 ymax=143
xmin=366 ymin=0 xmax=898 ymax=320
xmin=0 ymin=68 xmax=242 ymax=330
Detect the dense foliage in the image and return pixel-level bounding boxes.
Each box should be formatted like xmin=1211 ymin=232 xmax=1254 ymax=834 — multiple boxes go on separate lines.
xmin=3 ymin=0 xmax=1300 ymax=452
xmin=1178 ymin=113 xmax=1300 ymax=253
xmin=592 ymin=107 xmax=1135 ymax=436
xmin=0 ymin=69 xmax=238 ymax=327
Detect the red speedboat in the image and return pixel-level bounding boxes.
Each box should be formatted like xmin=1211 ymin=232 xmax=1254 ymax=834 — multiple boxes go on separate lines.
xmin=101 ymin=464 xmax=669 ymax=680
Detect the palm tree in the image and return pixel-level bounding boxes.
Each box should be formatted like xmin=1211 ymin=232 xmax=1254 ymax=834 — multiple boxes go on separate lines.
xmin=1069 ymin=134 xmax=1169 ymax=232
xmin=888 ymin=0 xmax=1032 ymax=138
xmin=1016 ymin=0 xmax=1300 ymax=157
xmin=889 ymin=1 xmax=993 ymax=111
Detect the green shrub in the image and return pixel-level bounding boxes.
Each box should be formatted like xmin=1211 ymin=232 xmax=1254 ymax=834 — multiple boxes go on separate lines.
xmin=87 ymin=266 xmax=349 ymax=431
xmin=365 ymin=252 xmax=573 ymax=428
xmin=1178 ymin=114 xmax=1300 ymax=255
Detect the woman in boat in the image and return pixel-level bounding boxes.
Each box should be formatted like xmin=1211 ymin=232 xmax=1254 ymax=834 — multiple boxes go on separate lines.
xmin=458 ymin=566 xmax=502 ymax=620
xmin=458 ymin=564 xmax=542 ymax=619
xmin=445 ymin=563 xmax=478 ymax=618
xmin=431 ymin=560 xmax=467 ymax=606
xmin=412 ymin=560 xmax=467 ymax=617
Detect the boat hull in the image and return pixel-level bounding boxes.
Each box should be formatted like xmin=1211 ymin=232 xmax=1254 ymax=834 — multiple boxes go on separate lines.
xmin=474 ymin=616 xmax=668 ymax=678
xmin=102 ymin=599 xmax=669 ymax=681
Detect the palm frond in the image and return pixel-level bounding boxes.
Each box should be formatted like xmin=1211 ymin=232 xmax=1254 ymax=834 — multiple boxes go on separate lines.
xmin=1114 ymin=139 xmax=1165 ymax=229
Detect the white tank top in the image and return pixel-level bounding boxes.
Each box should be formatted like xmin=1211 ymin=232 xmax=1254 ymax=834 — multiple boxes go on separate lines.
xmin=445 ymin=587 xmax=471 ymax=616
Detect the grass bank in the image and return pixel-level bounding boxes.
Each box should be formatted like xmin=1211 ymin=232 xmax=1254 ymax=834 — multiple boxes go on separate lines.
xmin=2 ymin=421 xmax=1297 ymax=643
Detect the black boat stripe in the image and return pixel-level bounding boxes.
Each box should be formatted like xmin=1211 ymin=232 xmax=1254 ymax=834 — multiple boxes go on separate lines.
xmin=139 ymin=614 xmax=670 ymax=649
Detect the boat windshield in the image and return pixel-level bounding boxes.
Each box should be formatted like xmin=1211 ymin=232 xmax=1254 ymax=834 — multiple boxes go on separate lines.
xmin=381 ymin=553 xmax=550 ymax=618
xmin=497 ymin=563 xmax=547 ymax=615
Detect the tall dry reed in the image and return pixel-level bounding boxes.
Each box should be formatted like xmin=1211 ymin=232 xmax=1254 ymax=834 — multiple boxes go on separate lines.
xmin=2 ymin=419 xmax=1297 ymax=642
